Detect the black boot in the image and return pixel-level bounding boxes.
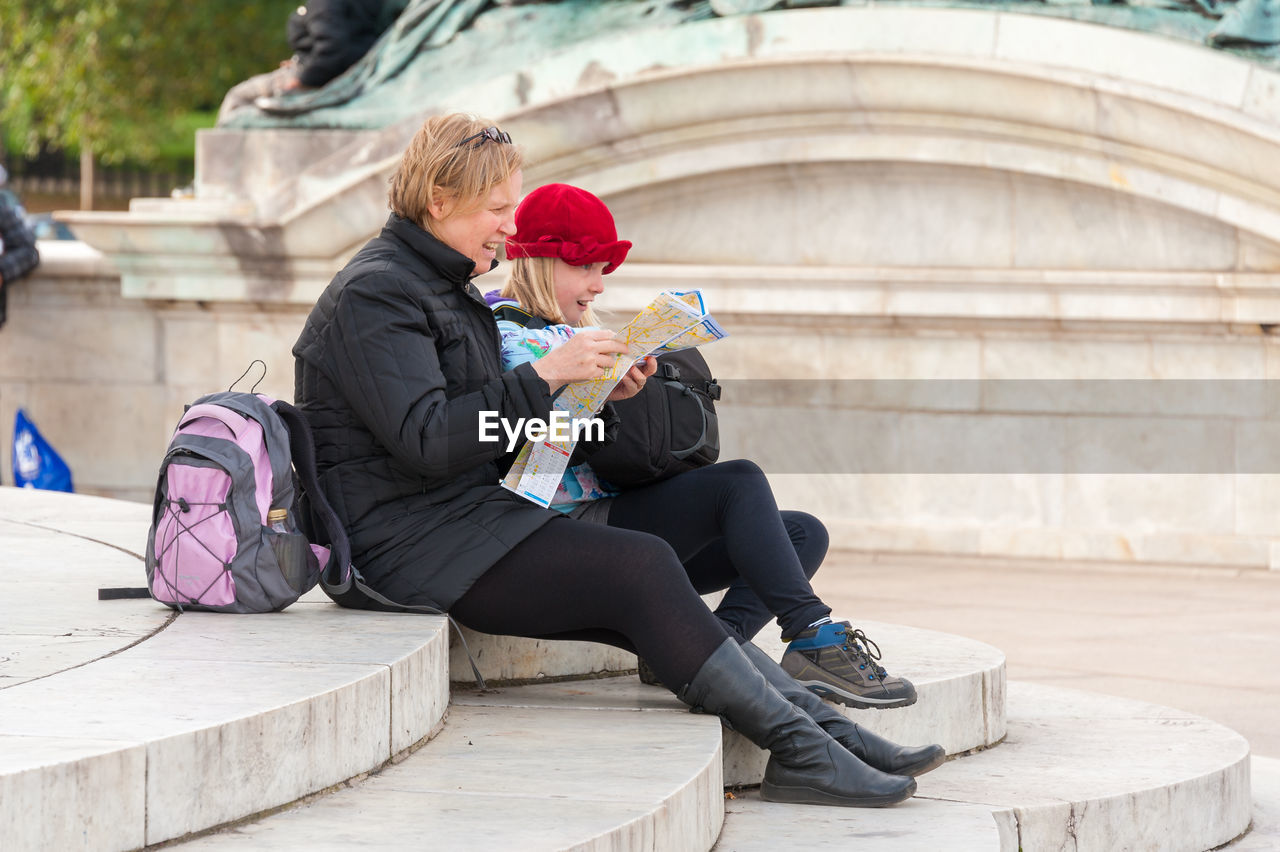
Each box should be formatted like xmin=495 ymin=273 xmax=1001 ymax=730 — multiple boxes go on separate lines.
xmin=741 ymin=641 xmax=945 ymax=777
xmin=678 ymin=638 xmax=916 ymax=807
xmin=636 ymin=656 xmax=662 ymax=685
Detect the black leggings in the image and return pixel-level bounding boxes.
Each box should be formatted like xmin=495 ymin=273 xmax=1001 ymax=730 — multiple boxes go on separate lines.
xmin=450 ymin=517 xmax=732 ymax=690
xmin=607 ymin=459 xmax=831 ymax=640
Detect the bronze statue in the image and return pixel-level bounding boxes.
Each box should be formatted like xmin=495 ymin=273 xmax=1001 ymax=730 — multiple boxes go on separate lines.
xmin=226 ymin=0 xmax=1279 ymax=126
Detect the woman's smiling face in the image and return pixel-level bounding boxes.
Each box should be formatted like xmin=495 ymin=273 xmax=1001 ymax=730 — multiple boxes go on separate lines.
xmin=553 ymin=259 xmax=608 ymax=325
xmin=428 ymin=170 xmax=523 ymax=277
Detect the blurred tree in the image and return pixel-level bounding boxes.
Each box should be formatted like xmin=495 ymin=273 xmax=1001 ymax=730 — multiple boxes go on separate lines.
xmin=0 ymin=0 xmax=298 ymax=203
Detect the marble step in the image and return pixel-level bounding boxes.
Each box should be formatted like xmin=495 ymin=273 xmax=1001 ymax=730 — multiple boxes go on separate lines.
xmin=173 ymin=675 xmax=1254 ymax=851
xmin=1 ymin=488 xmax=1257 ymax=851
xmin=0 ymin=488 xmax=456 ymax=851
xmin=0 ymin=511 xmax=164 ymax=688
xmin=1223 ymin=756 xmax=1280 ymax=851
xmin=716 ymin=681 xmax=1254 ymax=852
xmin=450 ymin=624 xmax=637 ymax=684
xmin=0 ymin=486 xmax=154 ymax=556
xmin=167 ymin=631 xmax=999 ymax=852
xmin=172 ymin=696 xmax=726 ymax=851
xmin=452 ymin=621 xmax=1007 ymax=787
xmin=0 ymin=487 xmax=161 ymax=692
xmin=0 ymin=603 xmax=451 ymax=851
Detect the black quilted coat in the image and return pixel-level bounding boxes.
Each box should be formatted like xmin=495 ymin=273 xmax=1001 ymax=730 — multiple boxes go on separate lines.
xmin=294 ymin=214 xmax=560 ymax=611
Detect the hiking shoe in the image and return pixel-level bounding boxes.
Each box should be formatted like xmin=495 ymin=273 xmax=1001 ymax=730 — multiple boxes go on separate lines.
xmin=781 ymin=622 xmax=917 ymax=709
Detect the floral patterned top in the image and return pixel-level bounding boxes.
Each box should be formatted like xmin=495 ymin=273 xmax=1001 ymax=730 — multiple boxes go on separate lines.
xmin=487 ymin=294 xmax=619 ymax=513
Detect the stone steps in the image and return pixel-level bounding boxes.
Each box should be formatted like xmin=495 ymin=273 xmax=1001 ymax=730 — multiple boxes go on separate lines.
xmin=461 ymin=679 xmax=1251 ymax=851
xmin=718 ymin=762 xmax=1280 ymax=852
xmin=718 ymin=682 xmax=1257 ymax=851
xmin=0 ymin=488 xmax=1269 ymax=851
xmin=718 ymin=790 xmax=1005 ymax=851
xmin=174 ymin=697 xmax=726 ymax=851
xmin=174 ymin=631 xmax=998 ymax=852
xmin=4 ymin=609 xmax=449 ymax=846
xmin=0 ymin=488 xmax=453 ymax=851
xmin=452 ymin=622 xmax=1006 ymax=787
xmin=173 ymin=675 xmax=1255 ymax=851
xmin=921 ymin=682 xmax=1251 ymax=850
xmin=0 ymin=597 xmax=451 ymax=849
xmin=1224 ymin=755 xmax=1280 ymax=850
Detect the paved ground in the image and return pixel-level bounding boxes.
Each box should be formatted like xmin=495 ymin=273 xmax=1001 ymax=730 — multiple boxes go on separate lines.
xmin=813 ymin=552 xmax=1280 ymax=759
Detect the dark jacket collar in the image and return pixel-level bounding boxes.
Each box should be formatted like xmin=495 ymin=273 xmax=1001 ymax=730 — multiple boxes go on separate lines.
xmin=383 ymin=213 xmax=497 ymax=285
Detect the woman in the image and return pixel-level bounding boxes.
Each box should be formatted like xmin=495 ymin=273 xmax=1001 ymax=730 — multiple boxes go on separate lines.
xmin=294 ymin=113 xmax=941 ymax=808
xmin=491 ymin=183 xmax=926 ymax=707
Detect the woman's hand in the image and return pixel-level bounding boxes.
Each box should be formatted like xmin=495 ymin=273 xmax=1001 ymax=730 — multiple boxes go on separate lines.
xmin=530 ymin=329 xmax=631 ymax=392
xmin=607 ymin=356 xmax=657 ymax=401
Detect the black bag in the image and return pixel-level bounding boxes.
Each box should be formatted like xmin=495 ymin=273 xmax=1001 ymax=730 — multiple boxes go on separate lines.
xmin=590 ymin=348 xmax=721 ymax=488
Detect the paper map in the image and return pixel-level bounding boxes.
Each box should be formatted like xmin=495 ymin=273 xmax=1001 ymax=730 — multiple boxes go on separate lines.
xmin=501 ymin=290 xmax=726 ymax=507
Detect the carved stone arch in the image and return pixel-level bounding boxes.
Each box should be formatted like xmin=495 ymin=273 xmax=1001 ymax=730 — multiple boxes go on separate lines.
xmin=500 ymin=53 xmax=1280 ymax=272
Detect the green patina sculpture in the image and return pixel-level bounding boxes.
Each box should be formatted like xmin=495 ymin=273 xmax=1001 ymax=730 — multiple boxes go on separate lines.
xmin=1208 ymin=0 xmax=1280 ymax=46
xmin=232 ymin=0 xmax=716 ymax=128
xmin=223 ymin=0 xmax=1279 ymax=131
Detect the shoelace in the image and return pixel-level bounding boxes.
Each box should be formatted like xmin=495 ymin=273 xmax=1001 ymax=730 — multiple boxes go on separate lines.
xmin=839 ymin=627 xmax=891 ymax=682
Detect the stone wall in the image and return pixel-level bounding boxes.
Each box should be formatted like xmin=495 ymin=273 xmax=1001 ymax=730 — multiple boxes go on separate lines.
xmin=9 ymin=243 xmax=1280 ymax=570
xmin=0 ymin=243 xmax=306 ymax=503
xmin=607 ymin=267 xmax=1280 ymax=571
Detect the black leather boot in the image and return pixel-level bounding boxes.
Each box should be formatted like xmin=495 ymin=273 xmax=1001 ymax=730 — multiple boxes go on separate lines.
xmin=741 ymin=641 xmax=945 ymax=777
xmin=678 ymin=638 xmax=916 ymax=807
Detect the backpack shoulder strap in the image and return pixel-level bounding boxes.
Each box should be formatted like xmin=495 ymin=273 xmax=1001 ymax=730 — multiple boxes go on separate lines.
xmin=492 ymin=303 xmax=548 ymax=330
xmin=270 ymin=400 xmax=351 ymax=592
xmin=270 ymin=400 xmax=490 ymax=688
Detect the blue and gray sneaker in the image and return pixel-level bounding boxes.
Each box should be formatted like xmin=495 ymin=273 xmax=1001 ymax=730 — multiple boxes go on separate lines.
xmin=780 ymin=621 xmax=917 ymax=709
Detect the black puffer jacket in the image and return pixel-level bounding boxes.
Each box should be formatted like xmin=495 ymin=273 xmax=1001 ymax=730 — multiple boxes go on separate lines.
xmin=294 ymin=213 xmax=560 ymax=611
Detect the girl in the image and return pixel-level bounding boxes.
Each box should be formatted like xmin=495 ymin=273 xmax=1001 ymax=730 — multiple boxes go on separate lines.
xmin=490 ymin=183 xmax=925 ymax=714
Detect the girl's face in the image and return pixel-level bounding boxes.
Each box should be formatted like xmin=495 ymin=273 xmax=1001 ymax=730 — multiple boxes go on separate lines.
xmin=553 ymin=259 xmax=607 ymax=325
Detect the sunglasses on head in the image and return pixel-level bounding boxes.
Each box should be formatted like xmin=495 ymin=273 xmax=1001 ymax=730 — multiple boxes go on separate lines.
xmin=458 ymin=126 xmax=513 ymax=149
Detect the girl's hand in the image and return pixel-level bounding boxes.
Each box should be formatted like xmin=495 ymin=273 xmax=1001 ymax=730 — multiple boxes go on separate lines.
xmin=530 ymin=329 xmax=630 ymax=391
xmin=607 ymin=356 xmax=657 ymax=401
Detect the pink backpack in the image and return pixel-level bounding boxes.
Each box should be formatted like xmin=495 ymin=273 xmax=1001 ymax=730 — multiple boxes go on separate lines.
xmin=144 ymin=391 xmax=352 ymax=613
xmin=136 ymin=385 xmax=490 ymax=683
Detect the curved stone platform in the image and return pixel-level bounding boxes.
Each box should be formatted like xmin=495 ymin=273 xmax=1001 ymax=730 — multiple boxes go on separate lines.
xmin=925 ymin=682 xmax=1251 ymax=850
xmin=1226 ymin=755 xmax=1280 ymax=851
xmin=451 ymin=619 xmax=1007 ymax=787
xmin=177 ymin=693 xmax=726 ymax=852
xmin=1 ymin=607 xmax=449 ymax=849
xmin=0 ymin=489 xmax=167 ymax=686
xmin=717 ymin=682 xmax=1254 ymax=851
xmin=0 ymin=488 xmax=1265 ymax=851
xmin=0 ymin=488 xmax=450 ymax=851
xmin=449 ymin=625 xmax=635 ymax=685
xmin=186 ymin=674 xmax=1251 ymax=851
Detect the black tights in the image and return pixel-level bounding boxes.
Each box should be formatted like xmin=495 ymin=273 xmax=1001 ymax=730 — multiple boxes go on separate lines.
xmin=608 ymin=459 xmax=831 ymax=640
xmin=451 ymin=460 xmax=834 ymax=689
xmin=451 ymin=517 xmax=731 ymax=689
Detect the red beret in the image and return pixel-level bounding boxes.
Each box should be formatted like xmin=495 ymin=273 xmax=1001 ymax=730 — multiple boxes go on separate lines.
xmin=505 ymin=183 xmax=632 ymax=274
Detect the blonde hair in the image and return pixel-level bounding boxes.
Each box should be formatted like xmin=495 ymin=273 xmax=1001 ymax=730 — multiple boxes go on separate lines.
xmin=388 ymin=113 xmax=524 ymax=231
xmin=502 ymin=257 xmax=600 ymax=327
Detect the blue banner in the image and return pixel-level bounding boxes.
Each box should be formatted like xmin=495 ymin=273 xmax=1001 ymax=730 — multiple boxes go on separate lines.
xmin=12 ymin=408 xmax=74 ymax=492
